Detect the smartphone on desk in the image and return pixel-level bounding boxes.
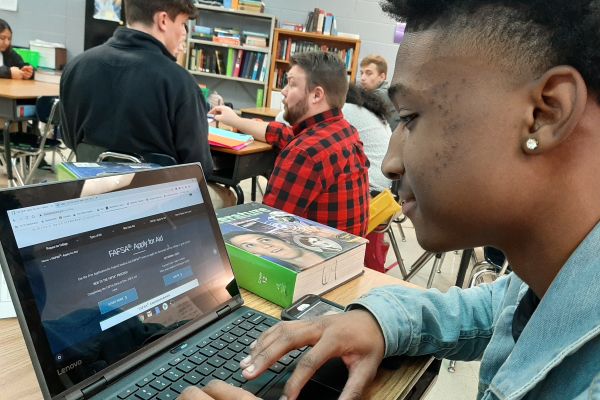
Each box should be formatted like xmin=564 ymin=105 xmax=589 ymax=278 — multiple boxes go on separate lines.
xmin=281 ymin=294 xmax=344 ymax=321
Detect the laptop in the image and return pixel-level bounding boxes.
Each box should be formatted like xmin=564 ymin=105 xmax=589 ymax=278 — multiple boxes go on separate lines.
xmin=0 ymin=164 xmax=347 ymax=400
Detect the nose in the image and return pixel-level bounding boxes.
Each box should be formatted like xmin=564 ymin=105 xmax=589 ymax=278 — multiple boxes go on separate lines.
xmin=281 ymin=85 xmax=288 ymax=98
xmin=382 ymin=127 xmax=406 ymax=181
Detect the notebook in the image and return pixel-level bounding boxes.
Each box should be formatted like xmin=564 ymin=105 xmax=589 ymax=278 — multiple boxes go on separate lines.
xmin=0 ymin=164 xmax=346 ymax=400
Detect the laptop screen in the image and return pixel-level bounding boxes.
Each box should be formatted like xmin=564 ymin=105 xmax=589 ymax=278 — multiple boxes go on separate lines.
xmin=0 ymin=165 xmax=240 ymax=398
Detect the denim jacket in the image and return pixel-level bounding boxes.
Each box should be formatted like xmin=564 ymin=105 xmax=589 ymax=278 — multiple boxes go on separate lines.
xmin=351 ymin=222 xmax=600 ymax=399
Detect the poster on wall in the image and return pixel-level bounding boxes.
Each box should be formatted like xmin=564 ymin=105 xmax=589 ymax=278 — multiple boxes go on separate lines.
xmin=94 ymin=0 xmax=122 ymax=23
xmin=0 ymin=0 xmax=18 ymax=12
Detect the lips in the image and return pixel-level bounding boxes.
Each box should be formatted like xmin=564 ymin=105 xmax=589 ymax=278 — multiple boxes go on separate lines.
xmin=398 ymin=191 xmax=417 ymax=217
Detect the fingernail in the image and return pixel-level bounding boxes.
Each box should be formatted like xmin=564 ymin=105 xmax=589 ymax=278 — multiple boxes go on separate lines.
xmin=244 ymin=364 xmax=255 ymax=374
xmin=279 ymin=396 xmax=288 ymax=400
xmin=250 ymin=340 xmax=257 ymax=349
xmin=240 ymin=355 xmax=252 ymax=366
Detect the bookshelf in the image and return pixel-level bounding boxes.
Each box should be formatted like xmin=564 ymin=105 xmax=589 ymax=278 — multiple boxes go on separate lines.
xmin=186 ymin=5 xmax=276 ymax=109
xmin=266 ymin=28 xmax=361 ymax=109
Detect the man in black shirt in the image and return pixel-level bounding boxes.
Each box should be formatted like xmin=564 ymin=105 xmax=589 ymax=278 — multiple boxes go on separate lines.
xmin=60 ymin=0 xmax=213 ymax=174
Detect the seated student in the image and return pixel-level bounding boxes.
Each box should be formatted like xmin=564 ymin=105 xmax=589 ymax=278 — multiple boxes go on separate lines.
xmin=0 ymin=19 xmax=33 ymax=80
xmin=181 ymin=0 xmax=600 ymax=399
xmin=60 ymin=0 xmax=212 ymax=173
xmin=210 ymin=52 xmax=370 ymax=237
xmin=343 ymin=83 xmax=393 ymax=192
xmin=359 ymin=54 xmax=400 ymax=131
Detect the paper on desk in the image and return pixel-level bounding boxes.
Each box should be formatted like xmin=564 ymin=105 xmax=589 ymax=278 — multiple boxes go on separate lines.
xmin=29 ymin=39 xmax=66 ymax=48
xmin=0 ymin=273 xmax=16 ymax=319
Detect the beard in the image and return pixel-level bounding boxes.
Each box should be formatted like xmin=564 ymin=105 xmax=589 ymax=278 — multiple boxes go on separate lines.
xmin=283 ymin=96 xmax=309 ymax=126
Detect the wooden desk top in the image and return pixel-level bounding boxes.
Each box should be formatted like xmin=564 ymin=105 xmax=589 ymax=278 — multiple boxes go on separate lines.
xmin=0 ymin=269 xmax=428 ymax=400
xmin=0 ymin=79 xmax=59 ymax=99
xmin=210 ymin=139 xmax=273 ymax=155
xmin=240 ymin=107 xmax=281 ymax=119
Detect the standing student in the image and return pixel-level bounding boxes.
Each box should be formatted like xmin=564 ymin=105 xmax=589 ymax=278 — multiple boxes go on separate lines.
xmin=0 ymin=19 xmax=33 ymax=80
xmin=210 ymin=52 xmax=370 ymax=237
xmin=181 ymin=0 xmax=600 ymax=398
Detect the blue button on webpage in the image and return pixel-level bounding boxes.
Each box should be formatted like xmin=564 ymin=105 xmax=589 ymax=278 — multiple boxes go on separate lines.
xmin=98 ymin=288 xmax=139 ymax=315
xmin=163 ymin=266 xmax=194 ymax=286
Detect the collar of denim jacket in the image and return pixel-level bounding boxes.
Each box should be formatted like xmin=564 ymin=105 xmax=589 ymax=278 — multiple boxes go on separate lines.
xmin=490 ymin=221 xmax=600 ymax=399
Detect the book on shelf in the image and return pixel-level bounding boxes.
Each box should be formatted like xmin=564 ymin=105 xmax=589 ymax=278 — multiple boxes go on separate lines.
xmin=280 ymin=21 xmax=304 ymax=31
xmin=208 ymin=126 xmax=254 ymax=150
xmin=55 ymin=162 xmax=160 ymax=181
xmin=323 ymin=13 xmax=334 ymax=35
xmin=226 ymin=48 xmax=236 ymax=76
xmin=216 ymin=203 xmax=367 ymax=307
xmin=232 ymin=49 xmax=243 ymax=77
xmin=238 ymin=0 xmax=265 ymax=13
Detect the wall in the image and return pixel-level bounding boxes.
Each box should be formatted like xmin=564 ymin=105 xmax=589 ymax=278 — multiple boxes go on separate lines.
xmin=265 ymin=0 xmax=401 ymax=81
xmin=0 ymin=0 xmax=85 ymax=60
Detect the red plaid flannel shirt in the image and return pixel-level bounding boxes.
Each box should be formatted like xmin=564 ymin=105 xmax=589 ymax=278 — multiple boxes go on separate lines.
xmin=263 ymin=108 xmax=370 ymax=237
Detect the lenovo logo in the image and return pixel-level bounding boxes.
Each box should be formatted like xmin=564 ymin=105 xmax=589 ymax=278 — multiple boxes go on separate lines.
xmin=57 ymin=360 xmax=83 ymax=376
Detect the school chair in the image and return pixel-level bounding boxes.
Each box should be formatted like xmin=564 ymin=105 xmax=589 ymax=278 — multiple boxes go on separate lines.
xmin=4 ymin=96 xmax=64 ymax=185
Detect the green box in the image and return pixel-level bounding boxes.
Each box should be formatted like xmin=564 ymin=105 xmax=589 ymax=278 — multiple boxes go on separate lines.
xmin=14 ymin=48 xmax=40 ymax=68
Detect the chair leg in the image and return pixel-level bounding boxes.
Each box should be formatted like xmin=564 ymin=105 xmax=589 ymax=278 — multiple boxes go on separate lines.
xmin=427 ymin=253 xmax=445 ymax=289
xmin=385 ymin=226 xmax=408 ymax=276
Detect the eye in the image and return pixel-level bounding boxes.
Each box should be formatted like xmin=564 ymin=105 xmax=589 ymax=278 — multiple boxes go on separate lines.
xmin=399 ymin=113 xmax=417 ymax=126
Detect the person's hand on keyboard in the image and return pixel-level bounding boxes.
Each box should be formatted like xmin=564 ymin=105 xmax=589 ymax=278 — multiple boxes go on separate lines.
xmin=239 ymin=309 xmax=386 ymax=400
xmin=178 ymin=380 xmax=258 ymax=399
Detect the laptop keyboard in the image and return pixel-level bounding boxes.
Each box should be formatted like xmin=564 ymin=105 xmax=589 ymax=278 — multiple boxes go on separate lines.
xmin=114 ymin=310 xmax=306 ymax=399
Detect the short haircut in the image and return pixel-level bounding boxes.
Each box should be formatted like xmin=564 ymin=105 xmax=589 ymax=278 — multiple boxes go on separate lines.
xmin=346 ymin=83 xmax=389 ymax=122
xmin=125 ymin=0 xmax=196 ymax=26
xmin=290 ymin=51 xmax=349 ymax=109
xmin=380 ymin=0 xmax=600 ymax=103
xmin=360 ymin=54 xmax=388 ymax=76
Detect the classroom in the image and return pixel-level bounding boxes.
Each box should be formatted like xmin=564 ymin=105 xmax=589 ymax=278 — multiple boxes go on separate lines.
xmin=0 ymin=1 xmax=598 ymax=400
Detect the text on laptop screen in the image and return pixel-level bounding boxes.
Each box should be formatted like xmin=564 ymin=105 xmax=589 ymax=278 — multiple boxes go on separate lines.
xmin=3 ymin=175 xmax=239 ymax=390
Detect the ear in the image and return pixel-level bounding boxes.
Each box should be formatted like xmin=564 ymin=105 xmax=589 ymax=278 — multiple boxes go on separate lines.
xmin=522 ymin=66 xmax=587 ymax=154
xmin=154 ymin=11 xmax=169 ymax=33
xmin=311 ymin=86 xmax=326 ymax=105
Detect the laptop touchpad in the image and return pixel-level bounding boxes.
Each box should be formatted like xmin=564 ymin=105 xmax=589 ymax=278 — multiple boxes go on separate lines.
xmin=262 ymin=358 xmax=348 ymax=400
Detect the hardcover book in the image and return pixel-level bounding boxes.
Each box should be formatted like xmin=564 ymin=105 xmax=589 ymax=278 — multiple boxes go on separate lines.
xmin=216 ymin=203 xmax=367 ymax=307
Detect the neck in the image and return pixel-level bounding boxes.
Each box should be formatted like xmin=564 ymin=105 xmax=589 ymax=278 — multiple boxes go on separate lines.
xmin=500 ymin=124 xmax=600 ymax=297
xmin=127 ymin=22 xmax=163 ymax=44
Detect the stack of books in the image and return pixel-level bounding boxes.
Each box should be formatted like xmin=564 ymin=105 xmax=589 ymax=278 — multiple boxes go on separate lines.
xmin=217 ymin=203 xmax=367 ymax=307
xmin=213 ymin=27 xmax=241 ymax=46
xmin=242 ymin=30 xmax=269 ymax=48
xmin=34 ymin=68 xmax=61 ymax=84
xmin=238 ymin=0 xmax=265 ymax=13
xmin=208 ymin=126 xmax=254 ymax=150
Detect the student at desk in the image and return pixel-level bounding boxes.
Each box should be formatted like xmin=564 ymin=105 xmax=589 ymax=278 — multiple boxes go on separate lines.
xmin=183 ymin=0 xmax=600 ymax=399
xmin=210 ymin=52 xmax=370 ymax=237
xmin=0 ymin=19 xmax=33 ymax=80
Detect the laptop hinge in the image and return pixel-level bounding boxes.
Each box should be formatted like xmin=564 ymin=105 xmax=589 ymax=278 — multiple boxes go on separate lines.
xmin=80 ymin=377 xmax=108 ymax=399
xmin=216 ymin=305 xmax=232 ymax=317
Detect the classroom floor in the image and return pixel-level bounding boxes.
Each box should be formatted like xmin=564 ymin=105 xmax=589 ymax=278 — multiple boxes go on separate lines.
xmin=1 ymin=160 xmax=482 ymax=400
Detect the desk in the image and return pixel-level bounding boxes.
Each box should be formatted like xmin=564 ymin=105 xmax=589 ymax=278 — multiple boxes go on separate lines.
xmin=240 ymin=107 xmax=281 ymax=121
xmin=209 ymin=140 xmax=276 ymax=204
xmin=0 ymin=269 xmax=432 ymax=400
xmin=0 ymin=80 xmax=59 ymax=186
